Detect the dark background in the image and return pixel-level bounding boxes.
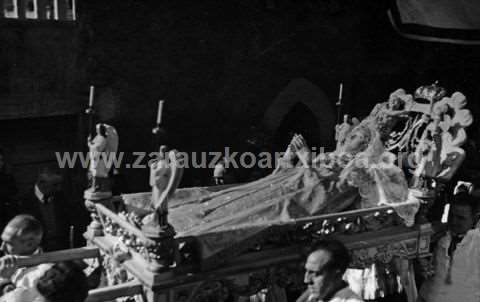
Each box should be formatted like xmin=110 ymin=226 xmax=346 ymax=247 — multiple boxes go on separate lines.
xmin=1 ymin=0 xmax=480 ymax=202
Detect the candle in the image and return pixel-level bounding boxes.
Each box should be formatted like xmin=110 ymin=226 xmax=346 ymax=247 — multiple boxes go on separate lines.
xmin=338 ymin=83 xmax=343 ymax=102
xmin=69 ymin=225 xmax=74 ymax=249
xmin=156 ymin=100 xmax=164 ymax=124
xmin=88 ymin=86 xmax=95 ymax=107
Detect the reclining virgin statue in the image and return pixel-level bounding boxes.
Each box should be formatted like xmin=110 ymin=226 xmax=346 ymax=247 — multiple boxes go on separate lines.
xmin=138 ymin=83 xmax=471 ymax=240
xmin=158 ymin=98 xmax=409 ymax=237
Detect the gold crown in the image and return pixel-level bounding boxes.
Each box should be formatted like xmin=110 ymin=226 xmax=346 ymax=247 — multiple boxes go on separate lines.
xmin=414 ymin=81 xmax=447 ymax=103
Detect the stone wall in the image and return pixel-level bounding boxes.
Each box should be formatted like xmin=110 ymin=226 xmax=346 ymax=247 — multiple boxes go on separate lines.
xmin=1 ymin=0 xmax=480 ymax=194
xmin=80 ymin=0 xmax=480 ymax=189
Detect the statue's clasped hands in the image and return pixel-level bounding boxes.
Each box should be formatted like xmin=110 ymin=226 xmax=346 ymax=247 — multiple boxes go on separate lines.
xmin=289 ymin=134 xmax=311 ymax=167
xmin=290 ymin=134 xmax=308 ymax=151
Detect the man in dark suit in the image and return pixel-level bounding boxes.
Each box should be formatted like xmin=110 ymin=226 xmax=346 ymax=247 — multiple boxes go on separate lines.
xmin=19 ymin=171 xmax=71 ymax=252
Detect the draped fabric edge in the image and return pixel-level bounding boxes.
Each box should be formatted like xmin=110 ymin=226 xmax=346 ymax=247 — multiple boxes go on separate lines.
xmin=387 ymin=8 xmax=480 ymax=45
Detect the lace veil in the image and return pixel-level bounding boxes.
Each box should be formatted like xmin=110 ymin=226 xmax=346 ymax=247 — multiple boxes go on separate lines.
xmin=340 ymin=121 xmax=420 ymax=226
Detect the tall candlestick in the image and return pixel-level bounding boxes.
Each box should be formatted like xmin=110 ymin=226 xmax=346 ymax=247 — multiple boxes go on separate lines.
xmin=69 ymin=225 xmax=74 ymax=249
xmin=89 ymin=86 xmax=95 ymax=107
xmin=338 ymin=83 xmax=343 ymax=103
xmin=336 ymin=83 xmax=343 ymax=125
xmin=156 ymin=100 xmax=164 ymax=124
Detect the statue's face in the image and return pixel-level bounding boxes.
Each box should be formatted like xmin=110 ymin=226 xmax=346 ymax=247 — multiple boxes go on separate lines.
xmin=343 ymin=129 xmax=368 ymax=153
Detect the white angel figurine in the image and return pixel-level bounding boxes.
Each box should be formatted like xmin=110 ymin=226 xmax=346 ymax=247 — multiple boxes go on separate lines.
xmin=84 ymin=123 xmax=119 ymax=200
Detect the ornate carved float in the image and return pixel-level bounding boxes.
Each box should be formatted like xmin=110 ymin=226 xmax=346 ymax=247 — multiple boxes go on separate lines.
xmin=79 ymin=83 xmax=471 ymax=302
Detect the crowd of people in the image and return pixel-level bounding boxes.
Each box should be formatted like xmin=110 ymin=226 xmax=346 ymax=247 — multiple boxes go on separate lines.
xmin=300 ymin=182 xmax=480 ymax=302
xmin=0 ymin=215 xmax=89 ymax=302
xmin=0 ymin=149 xmax=91 ymax=301
xmin=1 ymin=127 xmax=480 ymax=301
xmin=0 ymin=149 xmax=88 ymax=252
xmin=0 ymin=184 xmax=478 ymax=302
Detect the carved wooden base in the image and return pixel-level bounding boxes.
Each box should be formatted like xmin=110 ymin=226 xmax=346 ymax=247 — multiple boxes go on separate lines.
xmin=85 ymin=176 xmax=113 ymax=200
xmin=141 ymin=223 xmax=177 ymax=272
xmin=84 ymin=199 xmax=105 ymax=237
xmin=85 ymin=214 xmax=434 ymax=302
xmin=85 ymin=222 xmax=104 ymax=238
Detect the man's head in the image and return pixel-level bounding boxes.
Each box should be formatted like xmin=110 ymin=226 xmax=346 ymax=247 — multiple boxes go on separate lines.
xmin=37 ymin=261 xmax=89 ymax=302
xmin=448 ymin=192 xmax=479 ymax=236
xmin=36 ymin=170 xmax=63 ymax=197
xmin=1 ymin=215 xmax=43 ymax=256
xmin=304 ymin=239 xmax=350 ymax=300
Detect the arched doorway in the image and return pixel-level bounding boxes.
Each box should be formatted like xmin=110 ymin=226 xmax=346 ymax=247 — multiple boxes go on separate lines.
xmin=273 ymin=102 xmax=322 ymax=151
xmin=263 ymin=78 xmax=335 ymax=151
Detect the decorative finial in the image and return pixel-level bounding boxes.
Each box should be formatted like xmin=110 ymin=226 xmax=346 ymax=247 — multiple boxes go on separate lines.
xmin=414 ymin=82 xmax=447 ymax=103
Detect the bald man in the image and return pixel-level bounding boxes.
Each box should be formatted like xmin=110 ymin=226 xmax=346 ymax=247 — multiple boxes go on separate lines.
xmin=1 ymin=214 xmax=43 ymax=256
xmin=0 ymin=215 xmax=52 ymax=299
xmin=298 ymin=240 xmax=363 ymax=302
